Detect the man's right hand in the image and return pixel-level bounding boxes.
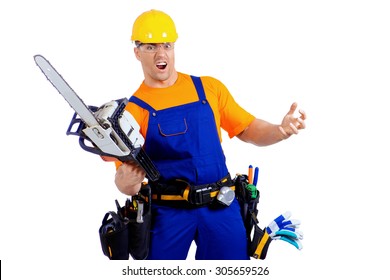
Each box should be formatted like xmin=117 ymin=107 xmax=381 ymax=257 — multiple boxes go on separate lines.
xmin=115 ymin=161 xmax=146 ymax=195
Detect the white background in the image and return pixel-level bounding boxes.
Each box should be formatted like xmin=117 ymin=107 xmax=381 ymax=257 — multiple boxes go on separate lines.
xmin=1 ymin=0 xmax=390 ymax=279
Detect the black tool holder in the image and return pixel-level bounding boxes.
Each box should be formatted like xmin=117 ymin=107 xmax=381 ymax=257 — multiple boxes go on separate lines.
xmin=99 ymin=185 xmax=152 ymax=260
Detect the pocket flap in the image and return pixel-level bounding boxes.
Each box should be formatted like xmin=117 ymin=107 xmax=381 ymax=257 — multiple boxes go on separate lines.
xmin=158 ymin=118 xmax=188 ymax=136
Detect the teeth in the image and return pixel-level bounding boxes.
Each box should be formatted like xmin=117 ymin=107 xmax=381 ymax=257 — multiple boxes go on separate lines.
xmin=156 ymin=62 xmax=167 ymax=66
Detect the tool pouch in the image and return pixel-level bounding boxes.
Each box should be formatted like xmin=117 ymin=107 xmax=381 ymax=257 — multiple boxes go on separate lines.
xmin=125 ymin=185 xmax=152 ymax=260
xmin=234 ymin=174 xmax=266 ymax=258
xmin=99 ymin=211 xmax=130 ymax=260
xmin=99 ymin=185 xmax=152 ymax=260
xmin=234 ymin=174 xmax=260 ymax=237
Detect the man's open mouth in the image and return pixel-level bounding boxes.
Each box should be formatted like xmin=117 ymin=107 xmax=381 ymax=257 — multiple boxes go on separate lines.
xmin=156 ymin=62 xmax=167 ymax=70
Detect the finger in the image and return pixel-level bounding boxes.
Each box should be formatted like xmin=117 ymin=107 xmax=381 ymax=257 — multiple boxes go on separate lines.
xmin=271 ymin=236 xmax=302 ymax=250
xmin=299 ymin=109 xmax=307 ymax=120
xmin=282 ymin=225 xmax=301 ymax=233
xmin=283 ymin=219 xmax=301 ymax=228
xmin=123 ymin=162 xmax=136 ymax=172
xmin=134 ymin=166 xmax=146 ymax=176
xmin=294 ymin=229 xmax=304 ymax=240
xmin=289 ymin=123 xmax=299 ymax=134
xmin=287 ymin=102 xmax=298 ymax=115
xmin=280 ymin=221 xmax=300 ymax=230
xmin=123 ymin=161 xmax=136 ymax=167
xmin=282 ymin=211 xmax=292 ymax=220
xmin=280 ymin=236 xmax=303 ymax=250
xmin=297 ymin=117 xmax=306 ymax=129
xmin=274 ymin=229 xmax=299 ymax=239
xmin=118 ymin=163 xmax=129 ymax=171
xmin=123 ymin=162 xmax=145 ymax=176
xmin=278 ymin=126 xmax=289 ymax=139
xmin=274 ymin=229 xmax=304 ymax=240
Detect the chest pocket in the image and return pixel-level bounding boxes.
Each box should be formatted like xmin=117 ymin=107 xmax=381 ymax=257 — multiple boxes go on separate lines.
xmin=147 ymin=103 xmax=197 ymax=161
xmin=158 ymin=118 xmax=188 ymax=137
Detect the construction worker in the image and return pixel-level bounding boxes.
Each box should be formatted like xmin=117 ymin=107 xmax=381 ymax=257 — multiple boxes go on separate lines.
xmin=114 ymin=9 xmax=306 ymax=260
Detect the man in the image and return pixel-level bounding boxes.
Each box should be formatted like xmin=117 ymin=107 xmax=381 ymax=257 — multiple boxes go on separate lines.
xmin=115 ymin=9 xmax=306 ymax=260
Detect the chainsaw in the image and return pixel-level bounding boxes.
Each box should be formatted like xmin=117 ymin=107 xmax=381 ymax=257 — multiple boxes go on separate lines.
xmin=34 ymin=54 xmax=160 ymax=181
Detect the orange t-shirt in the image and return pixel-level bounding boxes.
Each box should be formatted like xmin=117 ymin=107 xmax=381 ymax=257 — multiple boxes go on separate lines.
xmin=115 ymin=72 xmax=255 ymax=168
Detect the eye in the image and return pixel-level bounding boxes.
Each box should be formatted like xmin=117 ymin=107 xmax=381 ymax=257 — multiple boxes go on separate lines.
xmin=163 ymin=43 xmax=173 ymax=50
xmin=145 ymin=44 xmax=156 ymax=51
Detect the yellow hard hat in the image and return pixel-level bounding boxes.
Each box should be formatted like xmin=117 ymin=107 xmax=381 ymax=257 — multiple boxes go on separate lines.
xmin=131 ymin=10 xmax=178 ymax=43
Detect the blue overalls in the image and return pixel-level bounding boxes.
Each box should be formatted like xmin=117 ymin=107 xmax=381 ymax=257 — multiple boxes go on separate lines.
xmin=129 ymin=76 xmax=248 ymax=260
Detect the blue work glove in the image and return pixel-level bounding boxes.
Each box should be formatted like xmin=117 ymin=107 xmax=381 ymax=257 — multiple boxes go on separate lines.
xmin=266 ymin=211 xmax=303 ymax=250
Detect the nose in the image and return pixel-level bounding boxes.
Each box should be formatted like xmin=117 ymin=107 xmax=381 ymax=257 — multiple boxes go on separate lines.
xmin=155 ymin=44 xmax=166 ymax=53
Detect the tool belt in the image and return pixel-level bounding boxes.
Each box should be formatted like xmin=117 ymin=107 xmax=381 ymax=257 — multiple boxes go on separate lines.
xmin=98 ymin=171 xmax=269 ymax=260
xmin=150 ymin=174 xmax=235 ymax=207
xmin=99 ymin=184 xmax=152 ymax=260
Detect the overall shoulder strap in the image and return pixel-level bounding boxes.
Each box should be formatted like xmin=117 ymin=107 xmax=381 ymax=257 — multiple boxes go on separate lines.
xmin=190 ymin=75 xmax=207 ymax=101
xmin=129 ymin=95 xmax=156 ymax=113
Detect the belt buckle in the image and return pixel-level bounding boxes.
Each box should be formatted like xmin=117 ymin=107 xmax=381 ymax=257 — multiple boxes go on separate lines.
xmin=191 ymin=185 xmax=212 ymax=206
xmin=217 ymin=174 xmax=232 ymax=188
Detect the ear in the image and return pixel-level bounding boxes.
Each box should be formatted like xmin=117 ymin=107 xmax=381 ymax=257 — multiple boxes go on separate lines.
xmin=134 ymin=47 xmax=141 ymax=61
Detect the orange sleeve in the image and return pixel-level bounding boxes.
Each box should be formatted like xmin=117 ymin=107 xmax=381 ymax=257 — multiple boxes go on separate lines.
xmin=201 ymin=77 xmax=255 ymax=138
xmin=114 ymin=160 xmax=122 ymax=169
